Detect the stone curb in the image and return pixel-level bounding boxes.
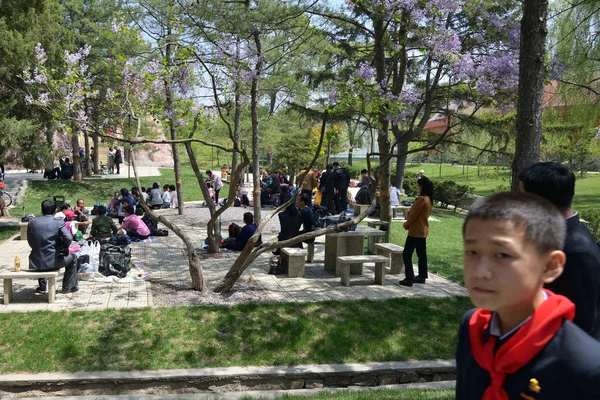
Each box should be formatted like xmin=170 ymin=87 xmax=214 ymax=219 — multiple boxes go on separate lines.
xmin=0 ymin=360 xmax=456 ymax=398
xmin=15 ymin=381 xmax=456 ymax=399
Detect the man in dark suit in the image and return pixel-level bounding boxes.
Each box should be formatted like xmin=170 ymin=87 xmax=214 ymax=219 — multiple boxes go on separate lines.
xmin=27 ymin=199 xmax=79 ymax=294
xmin=519 ymin=162 xmax=600 ymax=340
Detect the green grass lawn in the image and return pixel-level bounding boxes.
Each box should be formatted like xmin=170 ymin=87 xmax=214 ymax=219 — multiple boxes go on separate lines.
xmin=0 ymin=226 xmax=19 ymax=242
xmin=388 ymin=208 xmax=466 ymax=284
xmin=242 ymin=389 xmax=454 ymax=399
xmin=0 ymin=297 xmax=471 ymax=373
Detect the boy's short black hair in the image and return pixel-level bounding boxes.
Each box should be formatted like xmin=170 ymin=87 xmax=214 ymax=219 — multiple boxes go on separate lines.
xmin=243 ymin=212 xmax=254 ymax=224
xmin=120 ymin=188 xmax=129 ymax=196
xmin=124 ymin=205 xmax=135 ymax=215
xmin=518 ymin=162 xmax=575 ymax=212
xmin=464 ymin=192 xmax=566 ymax=254
xmin=361 ymin=169 xmax=368 ymax=174
xmin=332 ymin=162 xmax=340 ymax=167
xmin=41 ymin=200 xmax=56 ymax=215
xmin=169 ymin=184 xmax=175 ymax=191
xmin=96 ymin=205 xmax=106 ymax=215
xmin=60 ymin=204 xmax=70 ymax=211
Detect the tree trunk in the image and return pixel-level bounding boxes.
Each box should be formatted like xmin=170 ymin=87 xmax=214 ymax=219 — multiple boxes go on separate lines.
xmin=511 ymin=0 xmax=549 ymax=191
xmin=266 ymin=151 xmax=273 ymax=167
xmin=348 ymin=147 xmax=353 ymax=166
xmin=374 ymin=15 xmax=391 ymax=222
xmin=251 ymin=32 xmax=264 ymax=225
xmin=92 ymin=134 xmax=99 ymax=174
xmin=232 ymin=91 xmax=241 ymax=176
xmin=130 ymin=143 xmax=206 ymax=291
xmin=165 ymin=37 xmax=184 ymax=215
xmin=71 ymin=125 xmax=82 ymax=182
xmin=84 ymin=130 xmax=92 ymax=177
xmin=395 ymin=137 xmax=409 ymax=191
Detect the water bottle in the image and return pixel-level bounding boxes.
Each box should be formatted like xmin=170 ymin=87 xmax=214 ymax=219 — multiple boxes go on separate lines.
xmin=14 ymin=255 xmax=21 ymax=272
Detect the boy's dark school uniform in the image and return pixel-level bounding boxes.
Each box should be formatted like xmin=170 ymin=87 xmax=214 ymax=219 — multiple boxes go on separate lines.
xmin=545 ymin=213 xmax=600 ymax=340
xmin=456 ymin=308 xmax=600 ymax=399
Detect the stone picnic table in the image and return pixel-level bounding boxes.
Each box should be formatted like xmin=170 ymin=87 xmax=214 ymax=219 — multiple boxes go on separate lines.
xmin=324 ymin=226 xmax=388 ymax=276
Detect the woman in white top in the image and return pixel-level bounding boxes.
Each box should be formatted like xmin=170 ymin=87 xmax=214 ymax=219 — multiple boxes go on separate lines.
xmin=107 ymin=147 xmax=115 ymax=174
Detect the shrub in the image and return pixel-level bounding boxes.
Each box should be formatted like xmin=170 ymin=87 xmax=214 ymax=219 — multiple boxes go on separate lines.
xmin=433 ymin=180 xmax=474 ymax=211
xmin=491 ymin=184 xmax=510 ymax=194
xmin=581 ymin=210 xmax=600 ymax=241
xmin=402 ymin=171 xmax=420 ymax=196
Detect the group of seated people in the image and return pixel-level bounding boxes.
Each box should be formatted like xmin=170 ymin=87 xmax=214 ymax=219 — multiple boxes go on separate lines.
xmin=220 ymin=193 xmax=313 ymax=252
xmin=51 ymin=194 xmax=155 ymax=242
xmin=260 ymin=170 xmax=293 ymax=207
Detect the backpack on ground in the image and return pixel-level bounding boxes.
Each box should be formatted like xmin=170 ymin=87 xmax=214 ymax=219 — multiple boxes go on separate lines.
xmin=99 ymin=243 xmax=132 ymax=278
xmin=311 ymin=205 xmax=329 ymax=229
xmin=234 ymin=198 xmax=241 ymax=207
xmin=355 ymin=186 xmax=371 ymax=204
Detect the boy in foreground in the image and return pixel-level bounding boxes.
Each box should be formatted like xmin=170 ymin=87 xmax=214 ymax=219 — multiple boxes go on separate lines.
xmin=455 ymin=192 xmax=600 ymax=399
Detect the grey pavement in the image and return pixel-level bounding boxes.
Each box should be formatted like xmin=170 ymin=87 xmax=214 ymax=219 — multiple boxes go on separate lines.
xmin=0 ymin=200 xmax=467 ymax=312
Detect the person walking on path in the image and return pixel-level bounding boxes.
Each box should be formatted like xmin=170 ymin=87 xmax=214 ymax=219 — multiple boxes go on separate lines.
xmin=114 ymin=147 xmax=123 ymax=175
xmin=399 ymin=176 xmax=433 ymax=287
xmin=519 ymin=162 xmax=600 ymax=340
xmin=27 ymin=199 xmax=79 ymax=294
xmin=206 ymin=170 xmax=223 ymax=203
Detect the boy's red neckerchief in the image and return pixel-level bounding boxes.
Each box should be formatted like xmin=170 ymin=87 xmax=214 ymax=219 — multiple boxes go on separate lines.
xmin=468 ymin=289 xmax=575 ymax=400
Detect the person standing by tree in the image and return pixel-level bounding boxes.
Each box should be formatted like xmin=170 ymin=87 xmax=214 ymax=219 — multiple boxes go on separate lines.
xmin=107 ymin=147 xmax=115 ymax=174
xmin=519 ymin=162 xmax=600 ymax=340
xmin=399 ymin=176 xmax=433 ymax=287
xmin=333 ymin=162 xmax=351 ymax=214
xmin=319 ymin=164 xmax=338 ymax=215
xmin=114 ymin=146 xmax=123 ymax=175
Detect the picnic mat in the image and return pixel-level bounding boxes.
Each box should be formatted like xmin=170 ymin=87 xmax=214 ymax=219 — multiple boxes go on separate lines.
xmin=132 ymin=236 xmax=155 ymax=243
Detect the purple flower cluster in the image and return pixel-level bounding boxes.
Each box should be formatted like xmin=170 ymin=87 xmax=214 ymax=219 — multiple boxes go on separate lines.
xmin=354 ymin=63 xmax=376 ymax=81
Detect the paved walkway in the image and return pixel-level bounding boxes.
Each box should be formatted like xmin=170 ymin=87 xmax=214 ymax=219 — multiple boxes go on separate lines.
xmin=0 ymin=200 xmax=466 ymax=313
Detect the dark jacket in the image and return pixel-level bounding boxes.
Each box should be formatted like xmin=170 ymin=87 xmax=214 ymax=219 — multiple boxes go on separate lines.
xmin=114 ymin=149 xmax=123 ymax=164
xmin=319 ymin=170 xmax=337 ymax=193
xmin=90 ymin=215 xmax=118 ymax=238
xmin=456 ymin=308 xmax=600 ymax=399
xmin=226 ymin=223 xmax=257 ymax=251
xmin=545 ymin=213 xmax=600 ymax=340
xmin=334 ymin=167 xmax=350 ymax=190
xmin=278 ymin=209 xmax=301 ymax=242
xmin=27 ymin=215 xmax=73 ymax=270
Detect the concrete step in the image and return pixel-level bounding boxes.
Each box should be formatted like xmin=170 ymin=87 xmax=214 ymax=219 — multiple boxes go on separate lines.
xmin=0 ymin=360 xmax=456 ymax=398
xmin=16 ymin=381 xmax=456 ymax=399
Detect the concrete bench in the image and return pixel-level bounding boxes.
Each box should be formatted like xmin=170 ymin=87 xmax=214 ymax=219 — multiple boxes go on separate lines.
xmin=375 ymin=243 xmax=405 ymax=274
xmin=19 ymin=222 xmax=28 ymax=241
xmin=337 ymin=255 xmax=389 ymax=287
xmin=367 ymin=221 xmax=390 ymax=253
xmin=281 ymin=248 xmax=308 ymax=278
xmin=391 ymin=206 xmax=411 ymax=219
xmin=353 ymin=203 xmax=371 ymax=216
xmin=0 ymin=271 xmax=59 ymax=304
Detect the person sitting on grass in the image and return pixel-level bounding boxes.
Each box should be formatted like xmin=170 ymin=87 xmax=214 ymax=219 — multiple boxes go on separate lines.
xmin=169 ymin=184 xmax=178 ymax=209
xmin=90 ymin=205 xmax=118 ymax=239
xmin=221 ymin=212 xmax=258 ymax=251
xmin=54 ymin=203 xmax=70 ymax=220
xmin=162 ymin=184 xmax=171 ymax=208
xmin=120 ymin=205 xmax=150 ymax=240
xmin=455 ymin=192 xmax=600 ymax=399
xmin=149 ymin=182 xmax=163 ymax=209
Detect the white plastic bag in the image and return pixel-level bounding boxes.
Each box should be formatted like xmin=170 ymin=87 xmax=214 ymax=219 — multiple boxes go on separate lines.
xmin=80 ymin=240 xmax=101 ymax=269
